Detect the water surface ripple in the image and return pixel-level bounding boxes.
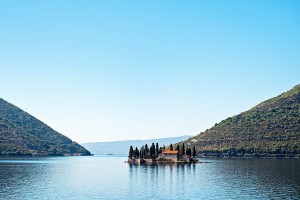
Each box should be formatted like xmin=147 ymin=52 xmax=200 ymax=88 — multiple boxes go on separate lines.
xmin=0 ymin=157 xmax=299 ymax=199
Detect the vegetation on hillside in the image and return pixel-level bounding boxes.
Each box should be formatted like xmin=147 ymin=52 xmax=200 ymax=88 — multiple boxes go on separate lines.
xmin=181 ymin=84 xmax=300 ymax=158
xmin=0 ymin=98 xmax=91 ymax=156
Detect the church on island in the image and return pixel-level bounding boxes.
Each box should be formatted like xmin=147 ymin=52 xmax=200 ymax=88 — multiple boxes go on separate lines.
xmin=160 ymin=150 xmax=179 ymax=162
xmin=127 ymin=143 xmax=197 ymax=164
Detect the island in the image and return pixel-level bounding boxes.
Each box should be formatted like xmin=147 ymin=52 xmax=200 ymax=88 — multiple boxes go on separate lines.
xmin=126 ymin=143 xmax=199 ymax=164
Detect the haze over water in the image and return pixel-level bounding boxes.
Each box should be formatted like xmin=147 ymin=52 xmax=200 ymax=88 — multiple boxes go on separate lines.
xmin=0 ymin=157 xmax=299 ymax=200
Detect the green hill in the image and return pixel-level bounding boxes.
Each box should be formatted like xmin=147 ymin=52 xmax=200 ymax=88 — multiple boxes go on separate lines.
xmin=0 ymin=98 xmax=91 ymax=156
xmin=182 ymin=84 xmax=300 ymax=158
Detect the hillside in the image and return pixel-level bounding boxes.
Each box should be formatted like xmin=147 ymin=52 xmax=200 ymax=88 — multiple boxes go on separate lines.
xmin=82 ymin=135 xmax=192 ymax=155
xmin=182 ymin=84 xmax=300 ymax=158
xmin=0 ymin=98 xmax=91 ymax=156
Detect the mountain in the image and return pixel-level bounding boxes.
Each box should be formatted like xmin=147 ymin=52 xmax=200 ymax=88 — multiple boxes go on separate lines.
xmin=81 ymin=135 xmax=192 ymax=155
xmin=181 ymin=84 xmax=300 ymax=158
xmin=0 ymin=98 xmax=91 ymax=156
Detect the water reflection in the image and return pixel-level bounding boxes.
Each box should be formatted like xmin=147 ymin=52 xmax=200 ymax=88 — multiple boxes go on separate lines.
xmin=204 ymin=159 xmax=300 ymax=199
xmin=128 ymin=160 xmax=300 ymax=199
xmin=128 ymin=163 xmax=198 ymax=199
xmin=0 ymin=161 xmax=53 ymax=199
xmin=0 ymin=157 xmax=299 ymax=199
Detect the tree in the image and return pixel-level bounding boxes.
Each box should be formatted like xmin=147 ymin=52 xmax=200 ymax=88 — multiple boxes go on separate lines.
xmin=133 ymin=149 xmax=136 ymax=158
xmin=192 ymin=146 xmax=196 ymax=157
xmin=135 ymin=147 xmax=140 ymax=158
xmin=140 ymin=145 xmax=145 ymax=159
xmin=156 ymin=143 xmax=159 ymax=157
xmin=181 ymin=143 xmax=185 ymax=156
xmin=150 ymin=143 xmax=155 ymax=158
xmin=129 ymin=146 xmax=133 ymax=159
xmin=145 ymin=144 xmax=149 ymax=158
xmin=186 ymin=147 xmax=192 ymax=156
xmin=149 ymin=145 xmax=153 ymax=158
xmin=176 ymin=145 xmax=180 ymax=152
xmin=170 ymin=144 xmax=173 ymax=151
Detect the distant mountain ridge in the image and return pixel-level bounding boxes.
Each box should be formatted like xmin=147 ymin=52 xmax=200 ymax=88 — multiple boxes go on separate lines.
xmin=0 ymin=98 xmax=91 ymax=156
xmin=81 ymin=135 xmax=192 ymax=155
xmin=181 ymin=84 xmax=300 ymax=158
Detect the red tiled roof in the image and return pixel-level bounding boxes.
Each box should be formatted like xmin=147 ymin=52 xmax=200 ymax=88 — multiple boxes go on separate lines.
xmin=162 ymin=150 xmax=178 ymax=155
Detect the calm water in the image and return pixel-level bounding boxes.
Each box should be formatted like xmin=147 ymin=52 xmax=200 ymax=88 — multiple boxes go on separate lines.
xmin=0 ymin=156 xmax=299 ymax=200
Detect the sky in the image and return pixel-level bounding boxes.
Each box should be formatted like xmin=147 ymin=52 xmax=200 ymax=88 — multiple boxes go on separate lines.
xmin=0 ymin=0 xmax=299 ymax=143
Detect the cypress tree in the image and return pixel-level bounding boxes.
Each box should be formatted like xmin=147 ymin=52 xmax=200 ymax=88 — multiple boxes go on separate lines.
xmin=192 ymin=146 xmax=196 ymax=157
xmin=145 ymin=144 xmax=149 ymax=158
xmin=143 ymin=148 xmax=146 ymax=159
xmin=129 ymin=146 xmax=133 ymax=159
xmin=135 ymin=147 xmax=140 ymax=158
xmin=149 ymin=146 xmax=153 ymax=158
xmin=176 ymin=145 xmax=180 ymax=152
xmin=133 ymin=149 xmax=136 ymax=158
xmin=170 ymin=144 xmax=173 ymax=151
xmin=151 ymin=143 xmax=155 ymax=158
xmin=140 ymin=145 xmax=144 ymax=159
xmin=187 ymin=147 xmax=192 ymax=156
xmin=156 ymin=143 xmax=159 ymax=157
xmin=181 ymin=143 xmax=185 ymax=156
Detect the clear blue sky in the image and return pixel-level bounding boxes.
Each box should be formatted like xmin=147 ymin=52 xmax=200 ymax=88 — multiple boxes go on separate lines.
xmin=0 ymin=0 xmax=299 ymax=143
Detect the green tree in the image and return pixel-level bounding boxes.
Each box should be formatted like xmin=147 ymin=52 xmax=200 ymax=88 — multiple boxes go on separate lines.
xmin=192 ymin=146 xmax=196 ymax=157
xmin=181 ymin=143 xmax=185 ymax=156
xmin=170 ymin=144 xmax=173 ymax=151
xmin=129 ymin=146 xmax=133 ymax=159
xmin=140 ymin=145 xmax=145 ymax=158
xmin=176 ymin=145 xmax=180 ymax=152
xmin=156 ymin=143 xmax=159 ymax=157
xmin=150 ymin=146 xmax=153 ymax=158
xmin=135 ymin=147 xmax=140 ymax=158
xmin=145 ymin=144 xmax=149 ymax=158
xmin=150 ymin=143 xmax=155 ymax=158
xmin=186 ymin=147 xmax=192 ymax=156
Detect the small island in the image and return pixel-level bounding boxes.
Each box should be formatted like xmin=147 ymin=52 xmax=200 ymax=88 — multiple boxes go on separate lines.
xmin=126 ymin=143 xmax=199 ymax=164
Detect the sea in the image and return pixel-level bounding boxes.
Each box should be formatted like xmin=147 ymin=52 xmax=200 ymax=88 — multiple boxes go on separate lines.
xmin=0 ymin=156 xmax=299 ymax=200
